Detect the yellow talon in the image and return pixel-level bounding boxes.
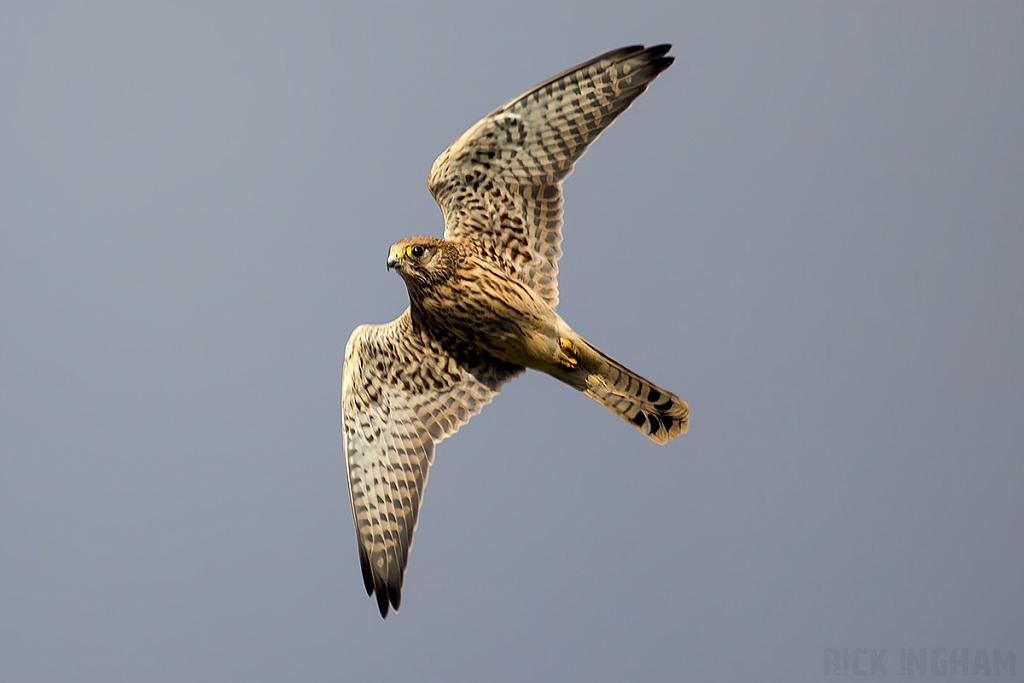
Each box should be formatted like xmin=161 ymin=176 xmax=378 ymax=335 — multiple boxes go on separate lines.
xmin=559 ymin=337 xmax=579 ymax=369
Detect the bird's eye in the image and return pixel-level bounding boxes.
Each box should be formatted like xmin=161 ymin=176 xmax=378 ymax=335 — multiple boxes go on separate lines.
xmin=410 ymin=245 xmax=425 ymax=258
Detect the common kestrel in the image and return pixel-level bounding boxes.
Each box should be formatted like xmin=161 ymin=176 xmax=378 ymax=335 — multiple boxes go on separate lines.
xmin=342 ymin=44 xmax=688 ymax=617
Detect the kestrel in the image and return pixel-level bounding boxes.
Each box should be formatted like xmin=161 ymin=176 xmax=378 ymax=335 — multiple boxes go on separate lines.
xmin=342 ymin=44 xmax=688 ymax=617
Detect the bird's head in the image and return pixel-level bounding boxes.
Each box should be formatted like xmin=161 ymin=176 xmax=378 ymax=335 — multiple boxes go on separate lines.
xmin=386 ymin=236 xmax=454 ymax=288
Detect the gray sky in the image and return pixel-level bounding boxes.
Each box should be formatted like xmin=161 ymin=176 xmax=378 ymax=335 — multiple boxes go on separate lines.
xmin=1 ymin=2 xmax=1022 ymax=681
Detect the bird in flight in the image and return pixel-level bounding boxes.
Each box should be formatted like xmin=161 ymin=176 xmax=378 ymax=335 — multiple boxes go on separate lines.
xmin=342 ymin=44 xmax=688 ymax=617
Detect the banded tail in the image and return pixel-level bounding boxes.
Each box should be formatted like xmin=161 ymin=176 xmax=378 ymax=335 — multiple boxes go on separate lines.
xmin=554 ymin=335 xmax=689 ymax=443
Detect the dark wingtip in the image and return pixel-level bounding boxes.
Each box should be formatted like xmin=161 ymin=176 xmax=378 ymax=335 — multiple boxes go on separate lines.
xmin=358 ymin=547 xmax=375 ymax=596
xmin=369 ymin=572 xmax=404 ymax=619
xmin=644 ymin=44 xmax=675 ymax=76
xmin=646 ymin=43 xmax=672 ymax=58
xmin=612 ymin=43 xmax=673 ymax=65
xmin=375 ymin=587 xmax=390 ymax=618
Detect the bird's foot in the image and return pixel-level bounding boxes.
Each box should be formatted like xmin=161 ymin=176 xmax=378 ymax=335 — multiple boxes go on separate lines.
xmin=558 ymin=337 xmax=580 ymax=369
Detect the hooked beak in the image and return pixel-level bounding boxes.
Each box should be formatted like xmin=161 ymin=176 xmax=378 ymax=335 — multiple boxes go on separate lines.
xmin=386 ymin=253 xmax=400 ymax=271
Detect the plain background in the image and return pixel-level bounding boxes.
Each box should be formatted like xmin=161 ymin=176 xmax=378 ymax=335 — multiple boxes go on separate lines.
xmin=1 ymin=2 xmax=1021 ymax=681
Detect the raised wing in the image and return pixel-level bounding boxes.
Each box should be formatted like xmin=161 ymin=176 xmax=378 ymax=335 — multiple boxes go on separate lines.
xmin=428 ymin=45 xmax=674 ymax=307
xmin=342 ymin=310 xmax=522 ymax=617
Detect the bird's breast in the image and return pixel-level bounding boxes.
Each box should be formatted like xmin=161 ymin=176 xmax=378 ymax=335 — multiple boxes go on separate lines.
xmin=414 ymin=258 xmax=558 ymax=367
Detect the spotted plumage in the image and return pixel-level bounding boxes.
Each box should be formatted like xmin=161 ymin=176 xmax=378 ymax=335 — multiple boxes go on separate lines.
xmin=343 ymin=45 xmax=688 ymax=618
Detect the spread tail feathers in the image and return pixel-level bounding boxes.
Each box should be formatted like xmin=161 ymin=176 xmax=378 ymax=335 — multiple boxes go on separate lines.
xmin=555 ymin=335 xmax=689 ymax=443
